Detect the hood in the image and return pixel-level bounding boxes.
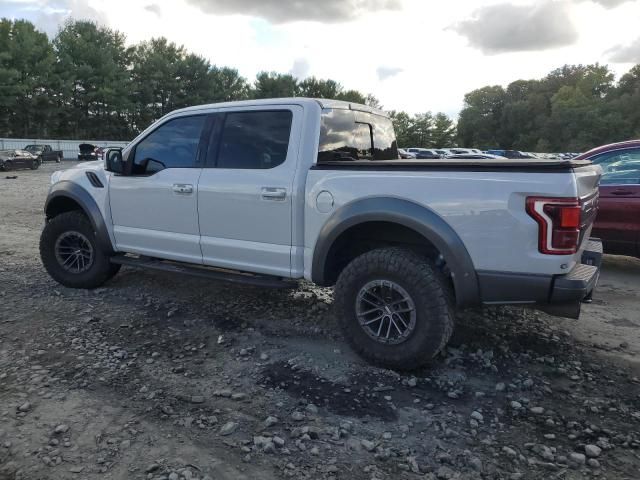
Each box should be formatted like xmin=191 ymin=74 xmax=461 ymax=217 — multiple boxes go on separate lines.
xmin=79 ymin=144 xmax=96 ymax=153
xmin=70 ymin=159 xmax=103 ymax=170
xmin=51 ymin=160 xmax=105 ymax=185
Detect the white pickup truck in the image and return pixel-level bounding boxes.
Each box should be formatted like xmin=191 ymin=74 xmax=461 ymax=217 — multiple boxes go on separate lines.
xmin=40 ymin=98 xmax=603 ymax=369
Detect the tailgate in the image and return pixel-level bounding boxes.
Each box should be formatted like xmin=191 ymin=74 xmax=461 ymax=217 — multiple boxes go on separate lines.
xmin=575 ymin=164 xmax=602 ymax=249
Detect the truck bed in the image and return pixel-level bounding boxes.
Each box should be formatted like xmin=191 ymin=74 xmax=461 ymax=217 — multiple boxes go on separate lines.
xmin=313 ymin=158 xmax=593 ymax=171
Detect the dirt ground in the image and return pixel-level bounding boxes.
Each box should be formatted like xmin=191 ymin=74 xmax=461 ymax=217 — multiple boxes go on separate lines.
xmin=1 ymin=162 xmax=639 ymax=480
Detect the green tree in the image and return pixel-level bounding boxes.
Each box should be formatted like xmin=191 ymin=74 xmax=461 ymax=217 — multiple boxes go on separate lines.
xmin=130 ymin=37 xmax=186 ymax=132
xmin=53 ymin=20 xmax=132 ymax=139
xmin=389 ymin=110 xmax=413 ymax=147
xmin=431 ymin=113 xmax=456 ymax=147
xmin=0 ymin=19 xmax=55 ymax=137
xmin=253 ymin=72 xmax=298 ymax=99
xmin=457 ymin=86 xmax=506 ymax=148
xmin=336 ymin=89 xmax=367 ymax=104
xmin=207 ymin=66 xmax=250 ymax=102
xmin=298 ymin=77 xmax=340 ymax=98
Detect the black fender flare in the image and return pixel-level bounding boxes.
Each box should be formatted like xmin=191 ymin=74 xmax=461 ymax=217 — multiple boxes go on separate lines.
xmin=311 ymin=197 xmax=480 ymax=307
xmin=44 ymin=181 xmax=114 ymax=254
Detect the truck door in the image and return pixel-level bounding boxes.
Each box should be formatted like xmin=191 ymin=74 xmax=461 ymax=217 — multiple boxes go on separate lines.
xmin=197 ymin=106 xmax=302 ymax=277
xmin=592 ymin=148 xmax=640 ymax=256
xmin=109 ymin=114 xmax=209 ymax=264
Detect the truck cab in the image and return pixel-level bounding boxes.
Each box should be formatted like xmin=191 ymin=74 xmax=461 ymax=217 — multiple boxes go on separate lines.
xmin=40 ymin=98 xmax=603 ymax=369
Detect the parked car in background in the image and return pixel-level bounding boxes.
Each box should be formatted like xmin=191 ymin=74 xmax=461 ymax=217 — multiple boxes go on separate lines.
xmin=398 ymin=148 xmax=417 ymax=159
xmin=487 ymin=149 xmax=533 ymax=159
xmin=444 ymin=153 xmax=507 ymax=160
xmin=24 ymin=144 xmax=63 ymax=163
xmin=94 ymin=146 xmax=123 ymax=160
xmin=78 ymin=143 xmax=98 ymax=161
xmin=575 ymin=140 xmax=640 ymax=258
xmin=0 ymin=149 xmax=40 ymax=170
xmin=406 ymin=148 xmax=441 ymax=159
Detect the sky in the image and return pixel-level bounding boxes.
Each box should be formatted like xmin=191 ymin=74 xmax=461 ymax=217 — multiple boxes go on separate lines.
xmin=3 ymin=0 xmax=640 ymax=116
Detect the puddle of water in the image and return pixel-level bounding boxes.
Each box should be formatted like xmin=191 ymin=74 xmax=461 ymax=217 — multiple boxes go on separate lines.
xmin=259 ymin=360 xmax=398 ymax=421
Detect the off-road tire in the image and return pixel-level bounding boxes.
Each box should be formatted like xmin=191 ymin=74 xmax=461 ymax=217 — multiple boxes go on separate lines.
xmin=40 ymin=211 xmax=120 ymax=289
xmin=30 ymin=159 xmax=40 ymax=170
xmin=334 ymin=247 xmax=454 ymax=370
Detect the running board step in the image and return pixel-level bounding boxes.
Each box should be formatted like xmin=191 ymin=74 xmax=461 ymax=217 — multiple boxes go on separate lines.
xmin=110 ymin=255 xmax=297 ymax=289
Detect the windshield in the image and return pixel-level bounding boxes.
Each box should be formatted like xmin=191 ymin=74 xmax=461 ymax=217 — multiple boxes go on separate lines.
xmin=25 ymin=145 xmax=41 ymax=152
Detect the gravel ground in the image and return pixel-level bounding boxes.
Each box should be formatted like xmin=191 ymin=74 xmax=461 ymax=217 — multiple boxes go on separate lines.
xmin=1 ymin=162 xmax=639 ymax=480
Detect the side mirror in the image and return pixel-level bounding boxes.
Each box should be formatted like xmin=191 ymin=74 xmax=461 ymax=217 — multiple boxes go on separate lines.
xmin=105 ymin=149 xmax=125 ymax=174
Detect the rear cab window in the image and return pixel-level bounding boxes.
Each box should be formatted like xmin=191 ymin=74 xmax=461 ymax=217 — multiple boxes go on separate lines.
xmin=317 ymin=109 xmax=398 ymax=163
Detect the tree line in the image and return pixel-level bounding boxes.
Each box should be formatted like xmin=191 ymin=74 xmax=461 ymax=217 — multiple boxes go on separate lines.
xmin=0 ymin=18 xmax=456 ymax=145
xmin=5 ymin=18 xmax=637 ymax=152
xmin=458 ymin=64 xmax=640 ymax=152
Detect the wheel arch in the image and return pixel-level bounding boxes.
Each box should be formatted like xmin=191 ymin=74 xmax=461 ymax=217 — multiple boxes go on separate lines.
xmin=311 ymin=197 xmax=479 ymax=307
xmin=45 ymin=181 xmax=114 ymax=254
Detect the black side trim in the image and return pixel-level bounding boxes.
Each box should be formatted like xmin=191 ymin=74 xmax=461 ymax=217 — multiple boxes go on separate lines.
xmin=45 ymin=181 xmax=114 ymax=254
xmin=477 ymin=271 xmax=552 ymax=304
xmin=85 ymin=171 xmax=104 ymax=188
xmin=477 ymin=238 xmax=603 ymax=320
xmin=311 ymin=159 xmax=591 ymax=173
xmin=111 ymin=255 xmax=298 ymax=289
xmin=311 ymin=197 xmax=479 ymax=307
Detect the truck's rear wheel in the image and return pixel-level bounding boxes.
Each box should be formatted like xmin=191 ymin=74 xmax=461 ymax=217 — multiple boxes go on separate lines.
xmin=334 ymin=247 xmax=454 ymax=370
xmin=56 ymin=154 xmax=62 ymax=163
xmin=40 ymin=211 xmax=120 ymax=289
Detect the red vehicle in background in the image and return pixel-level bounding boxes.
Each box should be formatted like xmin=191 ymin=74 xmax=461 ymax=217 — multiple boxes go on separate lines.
xmin=576 ymin=140 xmax=640 ymax=258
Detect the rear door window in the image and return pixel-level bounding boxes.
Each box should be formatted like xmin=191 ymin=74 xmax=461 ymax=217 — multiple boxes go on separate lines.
xmin=213 ymin=110 xmax=293 ymax=169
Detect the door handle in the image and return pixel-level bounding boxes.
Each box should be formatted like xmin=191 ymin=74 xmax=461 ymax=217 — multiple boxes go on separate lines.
xmin=172 ymin=183 xmax=193 ymax=194
xmin=261 ymin=187 xmax=287 ymax=200
xmin=611 ymin=190 xmax=633 ymax=196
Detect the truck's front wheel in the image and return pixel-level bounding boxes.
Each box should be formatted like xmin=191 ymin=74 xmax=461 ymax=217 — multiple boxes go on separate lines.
xmin=334 ymin=248 xmax=454 ymax=370
xmin=40 ymin=211 xmax=120 ymax=289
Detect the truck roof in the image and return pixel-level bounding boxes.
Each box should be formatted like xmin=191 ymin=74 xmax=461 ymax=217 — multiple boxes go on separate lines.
xmin=171 ymin=97 xmax=389 ymax=118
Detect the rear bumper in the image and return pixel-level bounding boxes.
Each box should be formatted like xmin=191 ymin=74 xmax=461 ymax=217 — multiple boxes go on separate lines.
xmin=477 ymin=238 xmax=602 ymax=319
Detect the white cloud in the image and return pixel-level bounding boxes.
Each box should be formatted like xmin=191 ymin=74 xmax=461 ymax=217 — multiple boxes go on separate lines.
xmin=585 ymin=0 xmax=631 ymax=8
xmin=144 ymin=3 xmax=161 ymax=16
xmin=607 ymin=37 xmax=640 ymax=63
xmin=185 ymin=0 xmax=402 ymax=23
xmin=289 ymin=58 xmax=311 ymax=79
xmin=452 ymin=1 xmax=578 ymax=54
xmin=4 ymin=0 xmax=640 ymax=116
xmin=377 ymin=66 xmax=403 ymax=81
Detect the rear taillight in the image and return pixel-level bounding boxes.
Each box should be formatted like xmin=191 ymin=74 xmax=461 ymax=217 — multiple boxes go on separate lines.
xmin=526 ymin=197 xmax=581 ymax=255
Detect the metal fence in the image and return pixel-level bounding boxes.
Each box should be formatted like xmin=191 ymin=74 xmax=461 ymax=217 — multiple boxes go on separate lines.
xmin=0 ymin=137 xmax=129 ymax=160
